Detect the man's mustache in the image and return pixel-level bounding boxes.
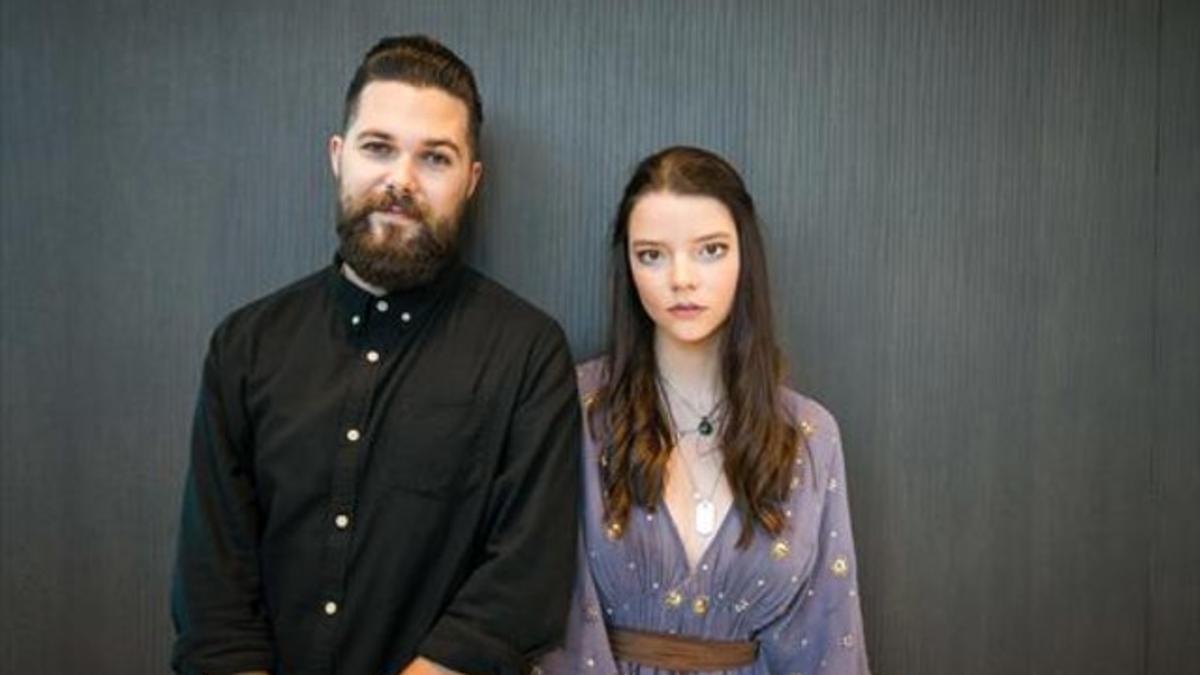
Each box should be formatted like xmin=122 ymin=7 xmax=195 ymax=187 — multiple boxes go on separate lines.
xmin=362 ymin=189 xmax=427 ymax=222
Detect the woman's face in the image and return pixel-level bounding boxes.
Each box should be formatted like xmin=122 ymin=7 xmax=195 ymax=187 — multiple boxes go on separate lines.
xmin=627 ymin=190 xmax=741 ymax=350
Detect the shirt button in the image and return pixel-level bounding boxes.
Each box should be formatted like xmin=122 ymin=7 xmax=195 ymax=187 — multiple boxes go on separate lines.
xmin=375 ymin=300 xmax=389 ymax=313
xmin=334 ymin=514 xmax=350 ymax=529
xmin=400 ymin=311 xmax=411 ymax=323
xmin=350 ymin=314 xmax=361 ymax=326
xmin=366 ymin=350 xmax=380 ymax=363
xmin=323 ymin=601 xmax=338 ymax=616
xmin=346 ymin=428 xmax=361 ymax=442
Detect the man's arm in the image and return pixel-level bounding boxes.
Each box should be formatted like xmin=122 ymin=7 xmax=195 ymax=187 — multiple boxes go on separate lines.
xmin=415 ymin=323 xmax=581 ymax=674
xmin=171 ymin=328 xmax=275 ymax=674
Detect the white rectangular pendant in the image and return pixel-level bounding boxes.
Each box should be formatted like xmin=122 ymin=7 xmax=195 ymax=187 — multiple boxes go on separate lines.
xmin=695 ymin=499 xmax=717 ymax=537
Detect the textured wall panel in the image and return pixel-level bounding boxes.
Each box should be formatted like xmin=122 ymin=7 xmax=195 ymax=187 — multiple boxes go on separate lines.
xmin=2 ymin=1 xmax=1196 ymax=673
xmin=1149 ymin=0 xmax=1200 ymax=673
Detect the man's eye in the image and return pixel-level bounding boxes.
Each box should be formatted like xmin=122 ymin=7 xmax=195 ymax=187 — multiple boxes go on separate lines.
xmin=698 ymin=242 xmax=728 ymax=260
xmin=635 ymin=249 xmax=662 ymax=265
xmin=422 ymin=152 xmax=452 ymax=167
xmin=362 ymin=142 xmax=392 ymax=156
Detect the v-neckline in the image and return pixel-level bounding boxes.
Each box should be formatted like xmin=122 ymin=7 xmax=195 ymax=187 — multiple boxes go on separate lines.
xmin=660 ymin=495 xmax=736 ymax=577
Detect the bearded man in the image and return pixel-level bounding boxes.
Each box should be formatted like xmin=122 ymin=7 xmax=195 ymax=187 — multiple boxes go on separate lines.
xmin=171 ymin=36 xmax=580 ymax=675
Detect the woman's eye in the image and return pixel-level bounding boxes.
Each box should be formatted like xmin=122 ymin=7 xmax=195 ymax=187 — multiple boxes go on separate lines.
xmin=635 ymin=249 xmax=662 ymax=265
xmin=698 ymin=242 xmax=728 ymax=260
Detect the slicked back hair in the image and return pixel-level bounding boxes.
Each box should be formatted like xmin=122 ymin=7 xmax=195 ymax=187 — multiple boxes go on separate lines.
xmin=342 ymin=35 xmax=483 ymax=156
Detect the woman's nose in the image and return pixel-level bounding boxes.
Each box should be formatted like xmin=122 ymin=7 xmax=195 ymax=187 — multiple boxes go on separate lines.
xmin=670 ymin=258 xmax=697 ymax=290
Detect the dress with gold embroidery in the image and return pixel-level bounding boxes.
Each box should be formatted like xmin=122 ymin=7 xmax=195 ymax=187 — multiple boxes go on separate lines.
xmin=539 ymin=358 xmax=871 ymax=675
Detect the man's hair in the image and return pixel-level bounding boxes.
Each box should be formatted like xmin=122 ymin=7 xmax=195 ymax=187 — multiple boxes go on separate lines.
xmin=342 ymin=35 xmax=483 ymax=155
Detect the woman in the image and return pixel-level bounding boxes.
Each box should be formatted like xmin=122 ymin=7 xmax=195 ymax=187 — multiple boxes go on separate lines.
xmin=540 ymin=146 xmax=870 ymax=674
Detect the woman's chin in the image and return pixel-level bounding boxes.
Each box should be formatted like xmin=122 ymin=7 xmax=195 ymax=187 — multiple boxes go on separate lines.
xmin=656 ymin=324 xmax=721 ymax=350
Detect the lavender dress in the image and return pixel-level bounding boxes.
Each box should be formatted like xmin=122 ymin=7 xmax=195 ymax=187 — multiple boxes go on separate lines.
xmin=539 ymin=360 xmax=871 ymax=675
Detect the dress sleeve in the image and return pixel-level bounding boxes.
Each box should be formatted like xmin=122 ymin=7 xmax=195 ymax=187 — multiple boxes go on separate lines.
xmin=417 ymin=323 xmax=582 ymax=674
xmin=534 ymin=532 xmax=620 ymax=675
xmin=171 ymin=326 xmax=275 ymax=674
xmin=760 ymin=415 xmax=871 ymax=675
xmin=535 ymin=359 xmax=620 ymax=675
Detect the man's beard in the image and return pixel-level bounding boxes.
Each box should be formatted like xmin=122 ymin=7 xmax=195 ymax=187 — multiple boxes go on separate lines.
xmin=336 ymin=188 xmax=462 ymax=292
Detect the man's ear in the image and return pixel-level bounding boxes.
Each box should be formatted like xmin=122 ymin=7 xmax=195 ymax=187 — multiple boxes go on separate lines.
xmin=466 ymin=160 xmax=482 ymax=198
xmin=328 ymin=134 xmax=344 ymax=179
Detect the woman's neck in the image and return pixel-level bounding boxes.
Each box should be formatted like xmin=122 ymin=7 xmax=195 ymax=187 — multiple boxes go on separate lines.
xmin=653 ymin=330 xmax=724 ymax=406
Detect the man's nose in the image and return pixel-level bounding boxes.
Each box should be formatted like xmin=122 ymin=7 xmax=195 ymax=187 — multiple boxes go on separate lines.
xmin=385 ymin=156 xmax=418 ymax=194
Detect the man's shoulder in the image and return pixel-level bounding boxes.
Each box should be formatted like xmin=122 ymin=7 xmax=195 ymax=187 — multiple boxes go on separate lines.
xmin=210 ymin=268 xmax=328 ymax=348
xmin=459 ymin=267 xmax=563 ymax=338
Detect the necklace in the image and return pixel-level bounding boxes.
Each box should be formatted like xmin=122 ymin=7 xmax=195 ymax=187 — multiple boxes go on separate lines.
xmin=657 ymin=373 xmax=724 ymax=437
xmin=659 ymin=384 xmax=724 ymax=537
xmin=678 ymin=447 xmax=723 ymax=537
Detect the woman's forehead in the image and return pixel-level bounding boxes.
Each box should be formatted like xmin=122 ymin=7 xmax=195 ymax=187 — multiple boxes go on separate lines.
xmin=628 ymin=191 xmax=736 ymax=244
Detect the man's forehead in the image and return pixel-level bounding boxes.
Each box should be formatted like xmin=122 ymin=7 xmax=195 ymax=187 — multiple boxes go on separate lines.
xmin=351 ymin=81 xmax=470 ymax=135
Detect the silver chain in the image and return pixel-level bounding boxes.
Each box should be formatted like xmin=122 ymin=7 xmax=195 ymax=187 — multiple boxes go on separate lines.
xmin=658 ymin=383 xmax=723 ymax=502
xmin=656 ymin=373 xmax=724 ymax=437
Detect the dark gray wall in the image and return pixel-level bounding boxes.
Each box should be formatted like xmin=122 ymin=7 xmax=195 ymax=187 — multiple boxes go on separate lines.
xmin=2 ymin=1 xmax=1196 ymax=673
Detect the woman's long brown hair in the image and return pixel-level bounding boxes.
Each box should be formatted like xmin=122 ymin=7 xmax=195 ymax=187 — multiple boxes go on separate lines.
xmin=593 ymin=146 xmax=804 ymax=548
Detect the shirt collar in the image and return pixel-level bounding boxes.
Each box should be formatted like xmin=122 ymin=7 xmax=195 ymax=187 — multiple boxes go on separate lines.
xmin=327 ymin=254 xmax=466 ymax=331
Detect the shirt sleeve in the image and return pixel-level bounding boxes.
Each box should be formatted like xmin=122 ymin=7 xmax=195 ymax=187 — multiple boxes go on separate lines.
xmin=760 ymin=415 xmax=871 ymax=675
xmin=417 ymin=323 xmax=582 ymax=674
xmin=533 ymin=531 xmax=619 ymax=675
xmin=171 ymin=326 xmax=275 ymax=674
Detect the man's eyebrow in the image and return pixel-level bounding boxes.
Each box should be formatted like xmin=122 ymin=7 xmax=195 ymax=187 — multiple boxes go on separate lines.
xmin=425 ymin=138 xmax=464 ymax=158
xmin=354 ymin=129 xmax=395 ymax=141
xmin=352 ymin=132 xmax=464 ymax=158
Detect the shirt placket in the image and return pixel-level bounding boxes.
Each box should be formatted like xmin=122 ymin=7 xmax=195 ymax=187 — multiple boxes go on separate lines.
xmin=311 ymin=297 xmax=400 ymax=670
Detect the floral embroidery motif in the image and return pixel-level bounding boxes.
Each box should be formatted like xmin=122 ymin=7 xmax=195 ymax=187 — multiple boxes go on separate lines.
xmin=771 ymin=539 xmax=791 ymax=560
xmin=604 ymin=521 xmax=622 ymax=540
xmin=831 ymin=555 xmax=850 ymax=578
xmin=664 ymin=590 xmax=683 ymax=608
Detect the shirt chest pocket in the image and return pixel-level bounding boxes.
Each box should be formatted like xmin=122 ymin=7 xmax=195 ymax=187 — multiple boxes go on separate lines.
xmin=379 ymin=397 xmax=486 ymax=498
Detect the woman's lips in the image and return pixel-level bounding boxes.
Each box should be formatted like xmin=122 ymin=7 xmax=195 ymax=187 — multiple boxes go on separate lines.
xmin=667 ymin=303 xmax=705 ymax=318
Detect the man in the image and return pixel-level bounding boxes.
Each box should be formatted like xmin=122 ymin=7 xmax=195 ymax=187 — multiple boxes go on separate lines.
xmin=171 ymin=36 xmax=580 ymax=675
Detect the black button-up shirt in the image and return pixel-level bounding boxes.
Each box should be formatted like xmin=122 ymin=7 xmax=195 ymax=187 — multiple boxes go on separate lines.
xmin=171 ymin=261 xmax=580 ymax=675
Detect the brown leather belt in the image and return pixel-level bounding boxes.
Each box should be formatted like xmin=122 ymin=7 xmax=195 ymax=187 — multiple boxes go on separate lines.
xmin=609 ymin=627 xmax=758 ymax=670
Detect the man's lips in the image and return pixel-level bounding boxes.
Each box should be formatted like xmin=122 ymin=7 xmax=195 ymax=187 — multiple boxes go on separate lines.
xmin=371 ymin=207 xmax=421 ymax=225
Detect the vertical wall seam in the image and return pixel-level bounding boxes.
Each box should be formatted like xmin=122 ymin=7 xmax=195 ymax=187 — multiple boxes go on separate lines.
xmin=1143 ymin=0 xmax=1165 ymax=674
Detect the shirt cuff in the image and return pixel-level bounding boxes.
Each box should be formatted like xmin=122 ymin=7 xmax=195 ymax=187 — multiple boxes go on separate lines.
xmin=419 ymin=614 xmax=527 ymax=675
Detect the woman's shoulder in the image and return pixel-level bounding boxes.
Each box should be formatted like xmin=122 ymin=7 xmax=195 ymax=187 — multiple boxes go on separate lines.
xmin=575 ymin=355 xmax=610 ymax=406
xmin=779 ymin=387 xmax=837 ymax=427
xmin=779 ymin=387 xmax=843 ymax=467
